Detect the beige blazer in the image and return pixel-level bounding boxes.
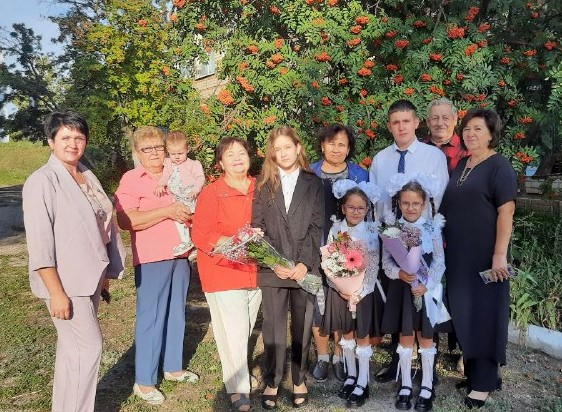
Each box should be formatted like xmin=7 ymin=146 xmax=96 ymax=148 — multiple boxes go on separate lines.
xmin=22 ymin=155 xmax=125 ymax=299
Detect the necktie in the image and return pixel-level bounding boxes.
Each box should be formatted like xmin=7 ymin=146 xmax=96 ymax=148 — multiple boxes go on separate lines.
xmin=397 ymin=150 xmax=407 ymax=173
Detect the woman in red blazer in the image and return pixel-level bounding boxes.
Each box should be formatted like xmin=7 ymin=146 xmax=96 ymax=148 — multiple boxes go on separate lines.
xmin=192 ymin=137 xmax=261 ymax=412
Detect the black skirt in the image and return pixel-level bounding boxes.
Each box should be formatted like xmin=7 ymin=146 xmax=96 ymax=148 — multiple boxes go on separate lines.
xmin=321 ymin=285 xmax=385 ymax=339
xmin=381 ymin=279 xmax=434 ymax=339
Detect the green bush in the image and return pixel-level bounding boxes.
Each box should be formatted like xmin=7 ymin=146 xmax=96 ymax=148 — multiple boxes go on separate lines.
xmin=510 ymin=209 xmax=562 ymax=331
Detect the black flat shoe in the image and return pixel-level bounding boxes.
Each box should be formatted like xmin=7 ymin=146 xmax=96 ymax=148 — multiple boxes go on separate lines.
xmin=292 ymin=392 xmax=308 ymax=408
xmin=346 ymin=384 xmax=369 ymax=409
xmin=338 ymin=376 xmax=357 ymax=400
xmin=231 ymin=394 xmax=252 ymax=412
xmin=374 ymin=364 xmax=398 ymax=383
xmin=395 ymin=386 xmax=412 ymax=410
xmin=414 ymin=387 xmax=434 ymax=412
xmin=464 ymin=396 xmax=486 ymax=409
xmin=455 ymin=380 xmax=471 ymax=393
xmin=261 ymin=388 xmax=278 ymax=410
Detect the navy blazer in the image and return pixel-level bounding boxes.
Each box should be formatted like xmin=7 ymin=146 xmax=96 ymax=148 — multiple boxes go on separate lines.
xmin=252 ymin=170 xmax=324 ymax=288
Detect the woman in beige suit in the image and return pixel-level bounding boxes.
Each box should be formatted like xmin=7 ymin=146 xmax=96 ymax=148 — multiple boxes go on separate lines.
xmin=23 ymin=110 xmax=125 ymax=412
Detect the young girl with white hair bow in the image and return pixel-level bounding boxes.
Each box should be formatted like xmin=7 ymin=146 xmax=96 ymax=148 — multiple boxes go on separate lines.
xmin=320 ymin=179 xmax=385 ymax=408
xmin=380 ymin=173 xmax=449 ymax=412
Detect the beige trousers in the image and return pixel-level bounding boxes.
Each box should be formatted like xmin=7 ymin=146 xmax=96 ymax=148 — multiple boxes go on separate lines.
xmin=205 ymin=288 xmax=262 ymax=394
xmin=47 ymin=284 xmax=103 ymax=412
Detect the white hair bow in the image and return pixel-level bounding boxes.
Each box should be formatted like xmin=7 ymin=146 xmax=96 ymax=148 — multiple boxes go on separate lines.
xmin=385 ymin=172 xmax=440 ymax=199
xmin=332 ymin=179 xmax=381 ymax=204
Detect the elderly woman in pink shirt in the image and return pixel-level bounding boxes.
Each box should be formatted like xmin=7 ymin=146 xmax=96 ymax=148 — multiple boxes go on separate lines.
xmin=23 ymin=110 xmax=125 ymax=412
xmin=115 ymin=126 xmax=198 ymax=405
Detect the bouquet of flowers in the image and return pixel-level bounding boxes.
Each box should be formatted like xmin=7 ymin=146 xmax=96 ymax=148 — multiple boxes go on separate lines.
xmin=320 ymin=231 xmax=367 ymax=316
xmin=213 ymin=225 xmax=323 ymax=297
xmin=379 ymin=220 xmax=428 ymax=311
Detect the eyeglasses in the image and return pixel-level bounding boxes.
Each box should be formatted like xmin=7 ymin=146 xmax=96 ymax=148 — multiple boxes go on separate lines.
xmin=139 ymin=145 xmax=165 ymax=154
xmin=344 ymin=205 xmax=367 ymax=213
xmin=399 ymin=201 xmax=423 ymax=210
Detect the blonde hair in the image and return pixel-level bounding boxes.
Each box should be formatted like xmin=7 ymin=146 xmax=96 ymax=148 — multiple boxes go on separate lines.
xmin=257 ymin=125 xmax=311 ymax=196
xmin=132 ymin=126 xmax=165 ymax=150
xmin=166 ymin=130 xmax=189 ymax=148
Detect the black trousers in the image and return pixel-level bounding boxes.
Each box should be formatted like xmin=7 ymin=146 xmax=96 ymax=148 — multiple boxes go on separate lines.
xmin=261 ymin=286 xmax=315 ymax=389
xmin=464 ymin=358 xmax=500 ymax=392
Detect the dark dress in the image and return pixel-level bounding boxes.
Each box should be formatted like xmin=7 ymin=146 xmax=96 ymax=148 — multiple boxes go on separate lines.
xmin=440 ymin=154 xmax=517 ymax=366
xmin=381 ymin=253 xmax=435 ymax=339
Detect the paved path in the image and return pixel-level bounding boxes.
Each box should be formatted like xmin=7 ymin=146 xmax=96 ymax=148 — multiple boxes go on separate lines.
xmin=0 ymin=185 xmax=26 ymax=252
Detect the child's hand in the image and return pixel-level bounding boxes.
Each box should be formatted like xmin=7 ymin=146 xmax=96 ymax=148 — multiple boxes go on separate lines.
xmin=338 ymin=292 xmax=351 ymax=301
xmin=399 ymin=270 xmax=416 ymax=284
xmin=411 ymin=284 xmax=427 ymax=297
xmin=185 ymin=190 xmax=197 ymax=200
xmin=154 ymin=185 xmax=167 ymax=197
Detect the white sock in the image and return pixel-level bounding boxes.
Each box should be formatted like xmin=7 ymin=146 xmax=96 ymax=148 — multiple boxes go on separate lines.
xmin=339 ymin=338 xmax=357 ymax=385
xmin=419 ymin=344 xmax=437 ymax=399
xmin=332 ymin=355 xmax=342 ymax=363
xmin=317 ymin=354 xmax=329 ymax=363
xmin=352 ymin=345 xmax=372 ymax=395
xmin=396 ymin=344 xmax=413 ymax=396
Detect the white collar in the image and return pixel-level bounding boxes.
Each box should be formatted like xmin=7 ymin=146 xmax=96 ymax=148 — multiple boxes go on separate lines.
xmin=279 ymin=166 xmax=300 ymax=179
xmin=393 ymin=137 xmax=420 ymax=153
xmin=399 ymin=215 xmax=427 ymax=226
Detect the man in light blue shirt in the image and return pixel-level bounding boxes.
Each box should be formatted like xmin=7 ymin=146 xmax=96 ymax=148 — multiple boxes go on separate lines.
xmin=368 ymin=100 xmax=448 ymax=386
xmin=369 ymin=99 xmax=449 ymax=220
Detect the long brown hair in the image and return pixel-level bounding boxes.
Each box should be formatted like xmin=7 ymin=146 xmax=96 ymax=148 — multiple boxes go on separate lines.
xmin=257 ymin=125 xmax=311 ymax=197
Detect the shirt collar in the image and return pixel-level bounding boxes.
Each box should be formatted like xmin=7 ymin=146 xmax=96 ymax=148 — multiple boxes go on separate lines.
xmin=426 ymin=132 xmax=461 ymax=148
xmin=279 ymin=166 xmax=300 ymax=180
xmin=399 ymin=215 xmax=427 ymax=226
xmin=393 ymin=137 xmax=420 ymax=153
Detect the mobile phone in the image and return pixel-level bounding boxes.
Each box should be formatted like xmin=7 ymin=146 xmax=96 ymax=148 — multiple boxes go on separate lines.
xmin=479 ymin=265 xmax=514 ymax=284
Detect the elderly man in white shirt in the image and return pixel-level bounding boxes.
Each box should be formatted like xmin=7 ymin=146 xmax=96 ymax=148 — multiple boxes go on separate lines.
xmin=368 ymin=99 xmax=448 ymax=385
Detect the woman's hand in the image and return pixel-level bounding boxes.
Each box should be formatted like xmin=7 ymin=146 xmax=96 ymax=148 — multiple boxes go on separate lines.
xmin=411 ymin=284 xmax=427 ymax=298
xmin=49 ymin=291 xmax=72 ymax=320
xmin=491 ymin=254 xmax=510 ymax=282
xmin=273 ymin=265 xmax=292 ymax=279
xmin=252 ymin=227 xmax=264 ymax=237
xmin=288 ymin=263 xmax=308 ymax=281
xmin=167 ymin=202 xmax=192 ymax=223
xmin=399 ymin=270 xmax=416 ymax=284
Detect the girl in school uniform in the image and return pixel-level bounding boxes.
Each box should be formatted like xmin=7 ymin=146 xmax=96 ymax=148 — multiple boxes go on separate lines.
xmin=252 ymin=125 xmax=324 ymax=409
xmin=321 ymin=179 xmax=386 ymax=408
xmin=380 ymin=174 xmax=449 ymax=412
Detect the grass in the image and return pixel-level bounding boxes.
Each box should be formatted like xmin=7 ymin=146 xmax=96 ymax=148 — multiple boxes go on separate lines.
xmin=1 ymin=238 xmax=561 ymax=411
xmin=0 ymin=141 xmax=51 ymax=187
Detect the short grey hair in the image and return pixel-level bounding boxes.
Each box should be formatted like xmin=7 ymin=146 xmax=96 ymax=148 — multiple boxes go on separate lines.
xmin=427 ymin=98 xmax=457 ymax=118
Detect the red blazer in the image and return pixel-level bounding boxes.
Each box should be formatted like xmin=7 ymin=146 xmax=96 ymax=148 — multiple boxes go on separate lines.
xmin=192 ymin=175 xmax=257 ymax=292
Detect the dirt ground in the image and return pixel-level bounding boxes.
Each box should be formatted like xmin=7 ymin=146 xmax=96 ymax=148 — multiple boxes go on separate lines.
xmin=1 ymin=186 xmax=561 ymax=411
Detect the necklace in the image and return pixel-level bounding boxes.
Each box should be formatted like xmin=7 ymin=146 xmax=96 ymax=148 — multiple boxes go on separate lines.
xmin=456 ymin=152 xmax=494 ymax=187
xmin=82 ymin=179 xmax=108 ymax=221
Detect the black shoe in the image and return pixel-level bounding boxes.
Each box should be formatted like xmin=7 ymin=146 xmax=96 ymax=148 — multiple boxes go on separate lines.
xmin=464 ymin=396 xmax=486 ymax=409
xmin=292 ymin=392 xmax=309 ymax=408
xmin=346 ymin=384 xmax=369 ymax=408
xmin=374 ymin=364 xmax=398 ymax=383
xmin=455 ymin=380 xmax=471 ymax=394
xmin=414 ymin=387 xmax=434 ymax=412
xmin=332 ymin=361 xmax=347 ymax=382
xmin=312 ymin=360 xmax=330 ymax=382
xmin=496 ymin=377 xmax=503 ymax=391
xmin=395 ymin=386 xmax=412 ymax=410
xmin=261 ymin=388 xmax=278 ymax=410
xmin=338 ymin=377 xmax=357 ymax=400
